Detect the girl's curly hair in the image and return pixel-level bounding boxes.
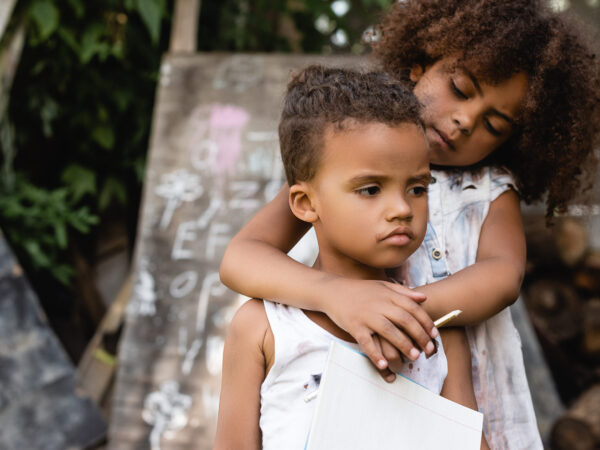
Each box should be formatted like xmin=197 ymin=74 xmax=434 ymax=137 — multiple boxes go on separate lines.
xmin=373 ymin=0 xmax=600 ymax=219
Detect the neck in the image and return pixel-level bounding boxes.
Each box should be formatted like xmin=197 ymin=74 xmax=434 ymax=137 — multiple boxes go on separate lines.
xmin=312 ymin=252 xmax=388 ymax=282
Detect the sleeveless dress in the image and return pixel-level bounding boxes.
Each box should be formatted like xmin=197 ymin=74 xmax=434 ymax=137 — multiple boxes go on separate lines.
xmin=259 ymin=300 xmax=448 ymax=450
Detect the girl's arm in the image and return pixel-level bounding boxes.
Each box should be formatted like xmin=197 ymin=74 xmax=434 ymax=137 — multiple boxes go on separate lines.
xmin=416 ymin=189 xmax=526 ymax=324
xmin=439 ymin=327 xmax=490 ymax=450
xmin=220 ymin=185 xmax=438 ymax=372
xmin=214 ymin=299 xmax=268 ymax=450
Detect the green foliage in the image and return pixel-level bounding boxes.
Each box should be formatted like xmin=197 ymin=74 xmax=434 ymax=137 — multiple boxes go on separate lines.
xmin=0 ymin=175 xmax=98 ymax=284
xmin=1 ymin=0 xmax=171 ymax=284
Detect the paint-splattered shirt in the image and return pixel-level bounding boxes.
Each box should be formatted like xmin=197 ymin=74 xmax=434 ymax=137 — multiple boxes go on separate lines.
xmin=397 ymin=166 xmax=543 ymax=450
xmin=259 ymin=300 xmax=447 ymax=450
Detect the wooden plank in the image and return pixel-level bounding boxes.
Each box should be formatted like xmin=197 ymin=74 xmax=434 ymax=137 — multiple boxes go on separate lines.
xmin=77 ymin=275 xmax=132 ymax=407
xmin=169 ymin=0 xmax=199 ymax=53
xmin=108 ymin=53 xmax=362 ymax=449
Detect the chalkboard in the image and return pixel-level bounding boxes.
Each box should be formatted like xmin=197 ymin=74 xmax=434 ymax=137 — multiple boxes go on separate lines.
xmin=108 ymin=53 xmax=362 ymax=449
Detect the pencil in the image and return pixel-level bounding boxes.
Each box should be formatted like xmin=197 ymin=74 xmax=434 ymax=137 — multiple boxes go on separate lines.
xmin=433 ymin=309 xmax=462 ymax=328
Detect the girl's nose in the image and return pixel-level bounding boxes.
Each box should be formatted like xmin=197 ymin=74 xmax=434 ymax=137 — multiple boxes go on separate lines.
xmin=452 ymin=106 xmax=476 ymax=136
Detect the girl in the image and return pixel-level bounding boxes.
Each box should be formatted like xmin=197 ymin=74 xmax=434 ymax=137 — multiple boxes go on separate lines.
xmin=219 ymin=0 xmax=600 ymax=448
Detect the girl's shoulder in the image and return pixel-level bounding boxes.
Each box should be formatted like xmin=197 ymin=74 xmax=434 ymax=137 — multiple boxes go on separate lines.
xmin=431 ymin=165 xmax=518 ymax=202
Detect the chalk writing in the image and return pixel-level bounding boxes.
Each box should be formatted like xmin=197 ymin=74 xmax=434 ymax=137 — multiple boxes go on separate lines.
xmin=212 ymin=56 xmax=264 ymax=93
xmin=156 ymin=169 xmax=204 ymax=230
xmin=128 ymin=268 xmax=157 ymax=317
xmin=170 ymin=270 xmax=198 ymax=299
xmin=143 ymin=380 xmax=192 ymax=450
xmin=172 ymin=221 xmax=197 ymax=260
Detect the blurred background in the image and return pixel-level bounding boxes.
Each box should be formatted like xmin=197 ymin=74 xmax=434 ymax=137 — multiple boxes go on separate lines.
xmin=0 ymin=0 xmax=599 ymax=449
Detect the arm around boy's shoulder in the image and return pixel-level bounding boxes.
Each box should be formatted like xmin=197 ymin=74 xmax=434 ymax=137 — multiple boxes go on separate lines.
xmin=213 ymin=299 xmax=270 ymax=450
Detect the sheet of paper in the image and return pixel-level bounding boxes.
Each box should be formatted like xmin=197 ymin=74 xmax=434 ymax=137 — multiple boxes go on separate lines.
xmin=305 ymin=341 xmax=483 ymax=450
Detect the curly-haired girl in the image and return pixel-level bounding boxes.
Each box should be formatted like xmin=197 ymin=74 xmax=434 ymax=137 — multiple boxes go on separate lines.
xmin=219 ymin=1 xmax=600 ymax=448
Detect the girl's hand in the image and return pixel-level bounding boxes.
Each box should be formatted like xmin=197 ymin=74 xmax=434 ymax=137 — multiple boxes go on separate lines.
xmin=321 ymin=277 xmax=438 ymax=375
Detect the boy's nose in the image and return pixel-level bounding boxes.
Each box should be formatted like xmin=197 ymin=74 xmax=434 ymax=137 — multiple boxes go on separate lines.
xmin=385 ymin=195 xmax=412 ymax=222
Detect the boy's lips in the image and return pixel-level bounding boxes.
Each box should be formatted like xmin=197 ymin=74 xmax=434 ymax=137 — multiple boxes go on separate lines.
xmin=379 ymin=226 xmax=414 ymax=245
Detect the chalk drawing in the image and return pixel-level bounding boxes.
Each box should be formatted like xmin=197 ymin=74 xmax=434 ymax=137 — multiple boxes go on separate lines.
xmin=196 ymin=272 xmax=227 ymax=334
xmin=142 ymin=380 xmax=192 ymax=450
xmin=228 ymin=180 xmax=260 ymax=210
xmin=206 ymin=335 xmax=225 ymax=376
xmin=155 ymin=169 xmax=204 ymax=230
xmin=209 ymin=105 xmax=249 ymax=175
xmin=169 ymin=270 xmax=199 ymax=299
xmin=172 ymin=221 xmax=197 ymax=260
xmin=181 ymin=337 xmax=203 ymax=376
xmin=206 ymin=223 xmax=231 ymax=259
xmin=128 ymin=268 xmax=157 ymax=317
xmin=212 ymin=55 xmax=264 ymax=93
xmin=190 ymin=137 xmax=218 ymax=173
xmin=197 ymin=197 xmax=222 ymax=230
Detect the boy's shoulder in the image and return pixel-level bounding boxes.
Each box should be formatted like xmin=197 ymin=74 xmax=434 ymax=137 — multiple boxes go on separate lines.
xmin=228 ymin=298 xmax=270 ymax=343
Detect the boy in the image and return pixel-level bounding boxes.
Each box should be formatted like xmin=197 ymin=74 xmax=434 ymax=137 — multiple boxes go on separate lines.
xmin=213 ymin=66 xmax=487 ymax=450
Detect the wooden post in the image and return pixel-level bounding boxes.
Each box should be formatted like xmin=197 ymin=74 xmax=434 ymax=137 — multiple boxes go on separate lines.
xmin=169 ymin=0 xmax=199 ymax=53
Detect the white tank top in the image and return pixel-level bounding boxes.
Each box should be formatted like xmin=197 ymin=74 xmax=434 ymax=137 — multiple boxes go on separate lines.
xmin=259 ymin=300 xmax=448 ymax=450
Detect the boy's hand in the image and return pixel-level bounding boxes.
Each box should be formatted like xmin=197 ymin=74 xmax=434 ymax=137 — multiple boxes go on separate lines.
xmin=322 ymin=277 xmax=438 ymax=378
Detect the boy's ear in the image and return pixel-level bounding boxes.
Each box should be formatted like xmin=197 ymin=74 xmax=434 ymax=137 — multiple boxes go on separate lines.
xmin=289 ymin=183 xmax=319 ymax=223
xmin=409 ymin=64 xmax=424 ymax=83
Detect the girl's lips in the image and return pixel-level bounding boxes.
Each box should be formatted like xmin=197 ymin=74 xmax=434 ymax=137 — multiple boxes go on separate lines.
xmin=430 ymin=127 xmax=456 ymax=151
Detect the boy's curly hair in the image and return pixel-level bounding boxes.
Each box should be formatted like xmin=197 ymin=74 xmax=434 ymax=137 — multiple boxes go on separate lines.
xmin=279 ymin=65 xmax=423 ymax=185
xmin=373 ymin=0 xmax=600 ymax=219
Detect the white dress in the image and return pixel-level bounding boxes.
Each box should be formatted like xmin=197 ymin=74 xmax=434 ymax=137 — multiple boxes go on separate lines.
xmin=259 ymin=300 xmax=448 ymax=450
xmin=399 ymin=166 xmax=543 ymax=450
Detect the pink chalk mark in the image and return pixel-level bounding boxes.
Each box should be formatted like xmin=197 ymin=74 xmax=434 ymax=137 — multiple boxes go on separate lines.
xmin=209 ymin=104 xmax=249 ymax=174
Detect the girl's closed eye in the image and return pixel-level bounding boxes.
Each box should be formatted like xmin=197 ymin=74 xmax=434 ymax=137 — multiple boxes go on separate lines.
xmin=356 ymin=185 xmax=380 ymax=196
xmin=450 ymin=79 xmax=468 ymax=100
xmin=484 ymin=118 xmax=502 ymax=136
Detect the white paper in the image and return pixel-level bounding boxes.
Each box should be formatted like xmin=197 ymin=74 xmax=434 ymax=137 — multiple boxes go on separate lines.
xmin=305 ymin=341 xmax=483 ymax=450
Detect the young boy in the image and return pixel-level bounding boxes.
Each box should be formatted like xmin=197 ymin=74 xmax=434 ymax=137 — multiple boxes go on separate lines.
xmin=213 ymin=66 xmax=488 ymax=450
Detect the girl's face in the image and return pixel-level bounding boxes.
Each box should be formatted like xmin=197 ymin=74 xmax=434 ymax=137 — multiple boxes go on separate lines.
xmin=411 ymin=58 xmax=528 ymax=167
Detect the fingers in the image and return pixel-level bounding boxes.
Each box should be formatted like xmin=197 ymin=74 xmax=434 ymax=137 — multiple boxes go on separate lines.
xmin=354 ymin=329 xmax=389 ymax=372
xmin=372 ymin=335 xmax=396 ymax=383
xmin=385 ymin=281 xmax=427 ymax=302
xmin=380 ymin=337 xmax=404 ymax=374
xmin=384 ymin=283 xmax=438 ymax=340
xmin=376 ymin=317 xmax=423 ymax=360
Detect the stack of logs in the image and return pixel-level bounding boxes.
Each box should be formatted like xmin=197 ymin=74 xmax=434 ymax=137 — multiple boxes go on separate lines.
xmin=522 ymin=215 xmax=600 ymax=449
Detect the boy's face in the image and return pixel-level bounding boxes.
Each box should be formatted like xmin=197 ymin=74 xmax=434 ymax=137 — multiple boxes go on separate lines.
xmin=307 ymin=122 xmax=429 ymax=278
xmin=411 ymin=58 xmax=528 ymax=167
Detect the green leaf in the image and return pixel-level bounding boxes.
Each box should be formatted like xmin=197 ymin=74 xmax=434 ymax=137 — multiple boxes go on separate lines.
xmin=80 ymin=24 xmax=106 ymax=63
xmin=29 ymin=0 xmax=60 ymax=41
xmin=99 ymin=177 xmax=127 ymax=210
xmin=92 ymin=125 xmax=115 ymax=150
xmin=135 ymin=0 xmax=162 ymax=44
xmin=54 ymin=222 xmax=68 ymax=248
xmin=66 ymin=0 xmax=85 ymax=18
xmin=61 ymin=164 xmax=97 ymax=202
xmin=50 ymin=264 xmax=74 ymax=285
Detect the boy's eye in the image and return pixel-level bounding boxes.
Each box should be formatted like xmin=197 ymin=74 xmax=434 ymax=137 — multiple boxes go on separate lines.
xmin=451 ymin=80 xmax=468 ymax=100
xmin=356 ymin=185 xmax=380 ymax=196
xmin=409 ymin=186 xmax=428 ymax=196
